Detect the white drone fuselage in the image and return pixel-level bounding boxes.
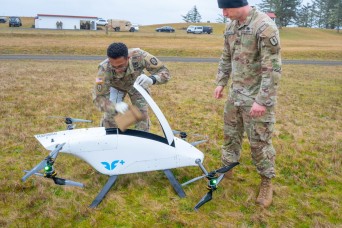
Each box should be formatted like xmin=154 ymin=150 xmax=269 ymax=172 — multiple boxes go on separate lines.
xmin=34 ymin=83 xmax=204 ymax=176
xmin=35 ymin=128 xmax=204 ymax=175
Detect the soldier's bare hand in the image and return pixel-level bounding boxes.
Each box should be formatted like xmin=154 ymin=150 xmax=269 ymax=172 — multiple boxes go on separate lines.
xmin=249 ymin=102 xmax=266 ymax=117
xmin=214 ymin=86 xmax=224 ymax=99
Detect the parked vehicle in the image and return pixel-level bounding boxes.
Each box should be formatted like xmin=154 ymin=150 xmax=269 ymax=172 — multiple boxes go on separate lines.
xmin=0 ymin=17 xmax=7 ymax=23
xmin=9 ymin=16 xmax=22 ymax=27
xmin=186 ymin=25 xmax=195 ymax=33
xmin=187 ymin=26 xmax=213 ymax=34
xmin=131 ymin=24 xmax=139 ymax=32
xmin=203 ymin=26 xmax=213 ymax=34
xmin=96 ymin=19 xmax=108 ymax=26
xmin=155 ymin=26 xmax=175 ymax=33
xmin=107 ymin=19 xmax=135 ymax=32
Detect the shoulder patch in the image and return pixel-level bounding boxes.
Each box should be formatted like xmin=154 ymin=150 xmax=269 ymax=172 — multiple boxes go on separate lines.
xmin=97 ymin=84 xmax=103 ymax=92
xmin=269 ymin=36 xmax=278 ymax=46
xmin=150 ymin=57 xmax=158 ymax=66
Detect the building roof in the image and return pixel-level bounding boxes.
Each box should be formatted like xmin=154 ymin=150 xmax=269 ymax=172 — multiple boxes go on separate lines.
xmin=37 ymin=14 xmax=97 ymax=19
xmin=266 ymin=12 xmax=277 ymax=18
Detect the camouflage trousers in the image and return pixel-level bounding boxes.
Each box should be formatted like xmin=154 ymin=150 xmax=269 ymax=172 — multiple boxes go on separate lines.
xmin=222 ymin=100 xmax=276 ymax=178
xmin=101 ymin=87 xmax=150 ymax=131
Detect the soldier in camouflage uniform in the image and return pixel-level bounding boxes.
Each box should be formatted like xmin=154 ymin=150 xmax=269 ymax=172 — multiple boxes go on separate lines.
xmin=93 ymin=42 xmax=171 ymax=131
xmin=215 ymin=0 xmax=281 ymax=208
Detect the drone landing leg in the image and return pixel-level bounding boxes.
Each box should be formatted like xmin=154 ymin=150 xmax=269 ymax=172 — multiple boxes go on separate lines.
xmin=163 ymin=169 xmax=186 ymax=198
xmin=89 ymin=175 xmax=118 ymax=208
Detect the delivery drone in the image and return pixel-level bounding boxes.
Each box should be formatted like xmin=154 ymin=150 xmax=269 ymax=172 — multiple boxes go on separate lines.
xmin=21 ymin=83 xmax=239 ymax=209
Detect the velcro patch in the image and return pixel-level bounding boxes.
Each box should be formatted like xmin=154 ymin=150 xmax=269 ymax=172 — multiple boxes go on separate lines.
xmin=269 ymin=36 xmax=278 ymax=46
xmin=225 ymin=30 xmax=235 ymax=35
xmin=150 ymin=57 xmax=158 ymax=66
xmin=97 ymin=84 xmax=103 ymax=92
xmin=241 ymin=27 xmax=253 ymax=35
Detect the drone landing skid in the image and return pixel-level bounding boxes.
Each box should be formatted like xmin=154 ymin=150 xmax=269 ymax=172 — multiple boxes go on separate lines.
xmin=90 ymin=175 xmax=118 ymax=208
xmin=89 ymin=169 xmax=185 ymax=208
xmin=164 ymin=169 xmax=186 ymax=198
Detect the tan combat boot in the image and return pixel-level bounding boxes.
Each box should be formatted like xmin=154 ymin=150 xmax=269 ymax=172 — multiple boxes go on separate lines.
xmin=256 ymin=176 xmax=273 ymax=208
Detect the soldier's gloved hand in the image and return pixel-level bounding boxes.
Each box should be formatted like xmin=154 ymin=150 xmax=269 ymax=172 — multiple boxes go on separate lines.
xmin=115 ymin=102 xmax=129 ymax=114
xmin=135 ymin=74 xmax=153 ymax=89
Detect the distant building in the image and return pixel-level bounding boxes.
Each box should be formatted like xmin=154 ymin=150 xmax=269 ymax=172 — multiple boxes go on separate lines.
xmin=35 ymin=14 xmax=97 ymax=30
xmin=266 ymin=12 xmax=276 ymax=22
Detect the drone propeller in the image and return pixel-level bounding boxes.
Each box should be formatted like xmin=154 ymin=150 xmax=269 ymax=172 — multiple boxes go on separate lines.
xmin=23 ymin=171 xmax=84 ymax=187
xmin=172 ymin=129 xmax=182 ymax=135
xmin=182 ymin=162 xmax=239 ymax=187
xmin=48 ymin=116 xmax=92 ymax=124
xmin=194 ymin=189 xmax=213 ymax=211
xmin=181 ymin=174 xmax=207 ymax=186
xmin=215 ymin=163 xmax=239 ymax=174
xmin=190 ymin=139 xmax=208 ymax=146
xmin=181 ymin=161 xmax=239 ymax=210
xmin=173 ymin=130 xmax=208 ymax=146
xmin=22 ymin=143 xmax=65 ymax=182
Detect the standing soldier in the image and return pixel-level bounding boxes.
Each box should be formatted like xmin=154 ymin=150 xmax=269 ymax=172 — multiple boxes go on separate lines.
xmin=93 ymin=42 xmax=171 ymax=131
xmin=214 ymin=0 xmax=281 ymax=208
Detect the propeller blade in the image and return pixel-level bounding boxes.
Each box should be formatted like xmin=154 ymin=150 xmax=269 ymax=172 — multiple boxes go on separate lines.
xmin=172 ymin=130 xmax=182 ymax=135
xmin=22 ymin=160 xmax=47 ymax=182
xmin=190 ymin=139 xmax=208 ymax=146
xmin=64 ymin=180 xmax=84 ymax=188
xmin=53 ymin=177 xmax=84 ymax=188
xmin=67 ymin=118 xmax=92 ymax=123
xmin=194 ymin=190 xmax=213 ymax=211
xmin=48 ymin=116 xmax=92 ymax=123
xmin=216 ymin=174 xmax=225 ymax=185
xmin=181 ymin=174 xmax=207 ymax=186
xmin=215 ymin=162 xmax=239 ymax=174
xmin=50 ymin=143 xmax=65 ymax=159
xmin=23 ymin=170 xmax=43 ymax=176
xmin=21 ymin=143 xmax=65 ymax=182
xmin=48 ymin=116 xmax=66 ymax=119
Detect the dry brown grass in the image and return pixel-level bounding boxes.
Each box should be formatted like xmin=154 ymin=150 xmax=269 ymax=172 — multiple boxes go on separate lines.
xmin=0 ymin=23 xmax=341 ymax=60
xmin=0 ymin=60 xmax=341 ymax=226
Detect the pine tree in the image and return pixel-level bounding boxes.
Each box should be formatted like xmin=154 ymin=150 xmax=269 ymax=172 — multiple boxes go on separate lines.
xmin=311 ymin=0 xmax=339 ymax=29
xmin=332 ymin=0 xmax=342 ymax=32
xmin=257 ymin=0 xmax=301 ymax=27
xmin=181 ymin=5 xmax=202 ymax=23
xmin=296 ymin=3 xmax=315 ymax=27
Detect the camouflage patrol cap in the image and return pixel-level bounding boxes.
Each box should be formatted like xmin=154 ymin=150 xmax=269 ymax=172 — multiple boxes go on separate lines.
xmin=217 ymin=0 xmax=248 ymax=8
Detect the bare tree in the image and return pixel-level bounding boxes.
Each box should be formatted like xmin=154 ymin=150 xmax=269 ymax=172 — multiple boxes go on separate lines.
xmin=216 ymin=14 xmax=228 ymax=23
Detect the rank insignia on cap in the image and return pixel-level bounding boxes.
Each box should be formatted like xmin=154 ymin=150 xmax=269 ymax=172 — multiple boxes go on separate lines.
xmin=270 ymin=36 xmax=278 ymax=46
xmin=150 ymin=57 xmax=158 ymax=66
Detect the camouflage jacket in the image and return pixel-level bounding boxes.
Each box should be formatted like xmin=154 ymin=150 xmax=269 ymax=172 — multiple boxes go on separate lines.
xmin=93 ymin=48 xmax=170 ymax=113
xmin=216 ymin=7 xmax=281 ymax=107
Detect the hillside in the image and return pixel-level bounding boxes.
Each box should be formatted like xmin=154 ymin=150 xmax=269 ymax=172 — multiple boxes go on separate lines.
xmin=0 ymin=18 xmax=341 ymax=60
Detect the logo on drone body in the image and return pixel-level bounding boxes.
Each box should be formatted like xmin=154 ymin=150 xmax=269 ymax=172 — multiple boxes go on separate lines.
xmin=101 ymin=160 xmax=125 ymax=170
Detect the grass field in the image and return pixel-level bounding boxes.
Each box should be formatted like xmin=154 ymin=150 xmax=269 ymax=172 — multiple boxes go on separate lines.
xmin=0 ymin=17 xmax=341 ymax=60
xmin=0 ymin=59 xmax=341 ymax=226
xmin=0 ymin=18 xmax=341 ymax=226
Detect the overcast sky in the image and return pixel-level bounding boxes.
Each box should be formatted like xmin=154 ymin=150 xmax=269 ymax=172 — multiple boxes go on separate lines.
xmin=1 ymin=0 xmax=312 ymax=25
